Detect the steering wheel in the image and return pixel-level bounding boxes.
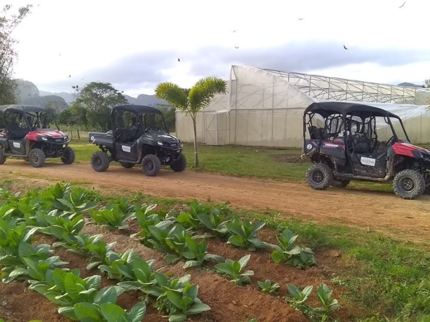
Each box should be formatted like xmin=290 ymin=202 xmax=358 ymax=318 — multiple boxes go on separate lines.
xmin=386 ymin=135 xmax=396 ymax=146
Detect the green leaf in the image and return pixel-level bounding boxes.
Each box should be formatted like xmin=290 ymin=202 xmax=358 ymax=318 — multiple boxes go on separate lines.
xmin=271 ymin=250 xmax=285 ymax=264
xmin=73 ymin=302 xmax=103 ymax=322
xmin=94 ymin=286 xmax=119 ymax=304
xmin=127 ymin=302 xmax=146 ymax=322
xmin=164 ymin=254 xmax=181 ymax=264
xmin=183 ymin=260 xmax=202 ymax=269
xmin=166 ymin=290 xmax=185 ymax=310
xmin=187 ymin=302 xmax=211 ymax=314
xmin=227 ymin=235 xmax=245 ymax=248
xmin=100 ymin=303 xmax=127 ymax=322
xmin=64 ymin=273 xmax=86 ymax=301
xmin=238 ymin=254 xmax=251 ymax=269
xmin=168 ymin=314 xmax=187 ymax=322
xmin=58 ymin=306 xmax=78 ymax=320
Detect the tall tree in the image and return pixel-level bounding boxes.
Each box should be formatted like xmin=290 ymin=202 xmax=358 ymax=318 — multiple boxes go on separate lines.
xmin=155 ymin=77 xmax=227 ymax=167
xmin=72 ymin=82 xmax=127 ymax=131
xmin=0 ymin=4 xmax=32 ymax=104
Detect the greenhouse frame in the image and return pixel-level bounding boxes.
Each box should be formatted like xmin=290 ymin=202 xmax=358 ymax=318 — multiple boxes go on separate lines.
xmin=175 ymin=65 xmax=430 ymax=148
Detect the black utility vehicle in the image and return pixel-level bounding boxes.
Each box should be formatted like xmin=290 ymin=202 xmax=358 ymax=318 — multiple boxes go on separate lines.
xmin=303 ymin=101 xmax=430 ymax=199
xmin=0 ymin=105 xmax=74 ymax=167
xmin=89 ymin=104 xmax=186 ymax=176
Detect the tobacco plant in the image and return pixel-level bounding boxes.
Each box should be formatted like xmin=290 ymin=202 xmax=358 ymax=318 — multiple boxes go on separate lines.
xmin=182 ymin=236 xmax=224 ymax=269
xmin=153 ymin=273 xmax=211 ymax=322
xmin=214 ymin=254 xmax=254 ymax=285
xmin=225 ymin=215 xmax=268 ymax=251
xmin=257 ymin=279 xmax=280 ymax=294
xmin=117 ymin=256 xmax=158 ymax=296
xmin=271 ymin=228 xmax=316 ymax=269
xmin=41 ymin=183 xmax=100 ymax=215
xmin=132 ymin=203 xmax=169 ymax=240
xmin=197 ymin=210 xmax=230 ymax=237
xmin=88 ymin=199 xmax=136 ymax=230
xmin=286 ymin=283 xmax=340 ymax=321
xmin=99 ymin=249 xmax=154 ymax=282
xmin=37 ymin=211 xmax=86 ymax=242
xmin=53 ymin=233 xmax=116 ymax=270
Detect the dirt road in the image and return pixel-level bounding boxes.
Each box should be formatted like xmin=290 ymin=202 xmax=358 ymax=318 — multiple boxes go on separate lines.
xmin=2 ymin=160 xmax=430 ymax=243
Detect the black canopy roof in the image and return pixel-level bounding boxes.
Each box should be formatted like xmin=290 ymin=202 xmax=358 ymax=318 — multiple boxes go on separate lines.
xmin=304 ymin=101 xmax=401 ymax=119
xmin=113 ymin=104 xmax=162 ymax=115
xmin=0 ymin=104 xmax=48 ymax=114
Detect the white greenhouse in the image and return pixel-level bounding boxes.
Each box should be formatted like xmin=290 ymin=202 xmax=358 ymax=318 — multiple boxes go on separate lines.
xmin=175 ymin=65 xmax=430 ymax=148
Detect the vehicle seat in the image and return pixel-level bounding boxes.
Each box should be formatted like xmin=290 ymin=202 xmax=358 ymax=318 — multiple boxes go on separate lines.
xmin=114 ymin=128 xmax=138 ymax=143
xmin=6 ymin=124 xmax=29 ymax=140
xmin=352 ymin=135 xmax=370 ymax=154
xmin=309 ymin=126 xmax=328 ymax=140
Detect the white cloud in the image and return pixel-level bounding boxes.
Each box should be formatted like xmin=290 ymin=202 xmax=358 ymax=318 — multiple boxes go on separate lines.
xmin=7 ymin=0 xmax=430 ymax=95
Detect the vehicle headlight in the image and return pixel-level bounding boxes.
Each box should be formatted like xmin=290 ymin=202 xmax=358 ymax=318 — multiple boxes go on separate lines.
xmin=40 ymin=136 xmax=48 ymax=141
xmin=157 ymin=141 xmax=163 ymax=146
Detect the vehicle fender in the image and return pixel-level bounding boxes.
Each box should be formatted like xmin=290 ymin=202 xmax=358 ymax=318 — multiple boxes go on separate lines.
xmin=136 ymin=136 xmax=157 ymax=163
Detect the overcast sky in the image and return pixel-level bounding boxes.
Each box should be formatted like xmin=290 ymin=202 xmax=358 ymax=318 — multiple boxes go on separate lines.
xmin=10 ymin=0 xmax=430 ymax=97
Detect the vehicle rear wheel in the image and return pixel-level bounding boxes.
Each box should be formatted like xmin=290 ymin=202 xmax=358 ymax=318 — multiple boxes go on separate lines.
xmin=305 ymin=163 xmax=333 ymax=190
xmin=0 ymin=147 xmax=6 ymax=165
xmin=393 ymin=169 xmax=425 ymax=200
xmin=120 ymin=162 xmax=134 ymax=169
xmin=61 ymin=147 xmax=75 ymax=164
xmin=170 ymin=153 xmax=187 ymax=172
xmin=91 ymin=151 xmax=110 ymax=172
xmin=29 ymin=148 xmax=45 ymax=168
xmin=142 ymin=154 xmax=161 ymax=176
xmin=331 ymin=178 xmax=350 ymax=188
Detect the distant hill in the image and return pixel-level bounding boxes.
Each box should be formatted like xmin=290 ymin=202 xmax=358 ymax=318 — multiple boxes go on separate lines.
xmin=16 ymin=80 xmax=171 ymax=110
xmin=39 ymin=90 xmax=76 ymax=104
xmin=397 ymin=82 xmax=425 ymax=88
xmin=39 ymin=90 xmax=169 ymax=107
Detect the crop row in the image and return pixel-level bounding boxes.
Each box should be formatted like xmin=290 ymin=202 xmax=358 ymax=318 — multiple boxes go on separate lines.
xmin=0 ymin=183 xmax=340 ymax=321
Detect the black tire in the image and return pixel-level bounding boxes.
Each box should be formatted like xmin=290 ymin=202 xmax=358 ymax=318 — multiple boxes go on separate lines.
xmin=91 ymin=151 xmax=110 ymax=172
xmin=170 ymin=153 xmax=187 ymax=172
xmin=393 ymin=169 xmax=425 ymax=200
xmin=28 ymin=148 xmax=45 ymax=168
xmin=141 ymin=154 xmax=161 ymax=176
xmin=120 ymin=162 xmax=134 ymax=169
xmin=331 ymin=178 xmax=350 ymax=188
xmin=305 ymin=163 xmax=333 ymax=190
xmin=0 ymin=147 xmax=6 ymax=165
xmin=61 ymin=147 xmax=75 ymax=164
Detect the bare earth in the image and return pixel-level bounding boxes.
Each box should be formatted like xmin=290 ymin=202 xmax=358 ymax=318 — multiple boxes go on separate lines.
xmin=2 ymin=160 xmax=430 ymax=244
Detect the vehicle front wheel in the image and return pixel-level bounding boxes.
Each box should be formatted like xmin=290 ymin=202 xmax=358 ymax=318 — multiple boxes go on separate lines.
xmin=29 ymin=148 xmax=46 ymax=168
xmin=61 ymin=147 xmax=75 ymax=164
xmin=170 ymin=153 xmax=187 ymax=172
xmin=331 ymin=178 xmax=350 ymax=188
xmin=393 ymin=169 xmax=425 ymax=200
xmin=91 ymin=151 xmax=110 ymax=172
xmin=142 ymin=154 xmax=161 ymax=176
xmin=0 ymin=147 xmax=6 ymax=165
xmin=305 ymin=163 xmax=333 ymax=190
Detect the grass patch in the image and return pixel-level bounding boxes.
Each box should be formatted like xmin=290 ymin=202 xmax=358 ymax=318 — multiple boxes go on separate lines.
xmin=69 ymin=139 xmax=310 ymax=180
xmin=245 ymin=211 xmax=430 ymax=321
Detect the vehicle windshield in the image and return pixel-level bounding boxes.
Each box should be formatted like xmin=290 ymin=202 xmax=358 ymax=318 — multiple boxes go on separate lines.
xmin=27 ymin=111 xmax=57 ymax=130
xmin=382 ymin=116 xmax=409 ymax=142
xmin=142 ymin=113 xmax=167 ymax=131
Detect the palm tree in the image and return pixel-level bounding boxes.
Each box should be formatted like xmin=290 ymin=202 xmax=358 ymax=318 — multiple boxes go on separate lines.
xmin=155 ymin=77 xmax=227 ymax=167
